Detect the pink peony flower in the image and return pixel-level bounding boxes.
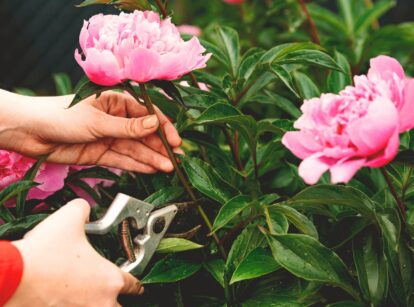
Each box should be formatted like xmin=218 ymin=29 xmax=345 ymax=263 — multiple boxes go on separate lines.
xmin=177 ymin=25 xmax=202 ymax=37
xmin=282 ymin=56 xmax=414 ymax=185
xmin=75 ymin=10 xmax=211 ymax=86
xmin=0 ymin=150 xmax=69 ymax=200
xmin=224 ymin=0 xmax=244 ymax=4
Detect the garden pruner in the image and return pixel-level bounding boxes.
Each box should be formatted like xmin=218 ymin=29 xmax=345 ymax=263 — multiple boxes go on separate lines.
xmin=84 ymin=193 xmax=177 ymax=275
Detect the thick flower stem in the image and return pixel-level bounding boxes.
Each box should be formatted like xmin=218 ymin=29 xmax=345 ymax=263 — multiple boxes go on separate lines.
xmin=381 ymin=168 xmax=406 ymax=222
xmin=132 ymin=83 xmax=227 ymax=259
xmin=298 ymin=0 xmax=320 ymax=45
xmin=155 ymin=0 xmax=168 ymax=18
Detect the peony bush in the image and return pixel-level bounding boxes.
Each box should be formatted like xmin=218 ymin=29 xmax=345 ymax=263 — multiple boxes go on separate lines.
xmin=2 ymin=1 xmax=414 ymax=306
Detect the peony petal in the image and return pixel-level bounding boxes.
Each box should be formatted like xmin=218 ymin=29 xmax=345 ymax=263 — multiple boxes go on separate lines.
xmin=75 ymin=48 xmax=123 ymax=86
xmin=399 ymin=78 xmax=414 ymax=132
xmin=124 ymin=48 xmax=160 ymax=83
xmin=28 ymin=164 xmax=69 ymax=200
xmin=282 ymin=131 xmax=322 ymax=160
xmin=298 ymin=155 xmax=331 ymax=185
xmin=347 ymin=96 xmax=399 ymax=156
xmin=368 ymin=55 xmax=405 ymax=81
xmin=330 ymin=158 xmax=366 ymax=184
xmin=365 ymin=129 xmax=400 ymax=168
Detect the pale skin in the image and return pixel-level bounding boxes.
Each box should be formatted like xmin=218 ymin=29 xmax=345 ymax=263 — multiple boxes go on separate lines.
xmin=0 ymin=89 xmax=183 ymax=306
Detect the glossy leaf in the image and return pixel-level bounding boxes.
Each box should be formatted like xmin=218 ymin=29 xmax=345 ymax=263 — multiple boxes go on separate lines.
xmin=181 ymin=156 xmax=238 ymax=204
xmin=0 ymin=214 xmax=48 ymax=239
xmin=268 ymin=205 xmax=318 ymax=239
xmin=144 ymin=187 xmax=184 ymax=206
xmin=212 ymin=195 xmax=252 ymax=232
xmin=156 ymin=238 xmax=203 ymax=253
xmin=142 ymin=254 xmax=202 ymax=284
xmin=266 ymin=234 xmax=360 ymax=299
xmin=68 ymin=80 xmax=122 ymax=108
xmin=327 ymin=51 xmax=352 ymax=94
xmin=353 ymin=230 xmax=388 ymax=305
xmin=354 ymin=0 xmax=396 ymax=35
xmin=204 ymin=259 xmax=225 ymax=288
xmin=214 ymin=26 xmax=240 ymax=77
xmin=230 ymin=247 xmax=280 ymax=284
xmin=264 ymin=206 xmax=289 ymax=235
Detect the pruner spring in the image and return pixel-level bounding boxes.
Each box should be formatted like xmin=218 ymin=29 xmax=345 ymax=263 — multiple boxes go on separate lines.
xmin=85 ymin=193 xmax=177 ymax=275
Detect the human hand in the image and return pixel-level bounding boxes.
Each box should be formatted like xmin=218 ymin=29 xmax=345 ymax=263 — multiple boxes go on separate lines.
xmin=0 ymin=90 xmax=182 ymax=173
xmin=7 ymin=199 xmax=143 ymax=307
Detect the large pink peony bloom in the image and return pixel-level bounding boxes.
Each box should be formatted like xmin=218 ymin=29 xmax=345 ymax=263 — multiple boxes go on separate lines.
xmin=282 ymin=56 xmax=414 ymax=185
xmin=75 ymin=10 xmax=211 ymax=86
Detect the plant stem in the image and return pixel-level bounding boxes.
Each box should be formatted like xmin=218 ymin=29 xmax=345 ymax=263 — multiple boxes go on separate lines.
xmin=381 ymin=168 xmax=406 ymax=221
xmin=223 ymin=127 xmax=244 ymax=171
xmin=127 ymin=83 xmax=227 ymax=259
xmin=189 ymin=72 xmax=200 ymax=89
xmin=298 ymin=0 xmax=321 ymax=45
xmin=155 ymin=0 xmax=168 ymax=18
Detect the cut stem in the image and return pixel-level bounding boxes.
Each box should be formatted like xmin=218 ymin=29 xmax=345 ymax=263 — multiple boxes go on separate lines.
xmin=381 ymin=168 xmax=406 ymax=221
xmin=126 ymin=83 xmax=227 ymax=259
xmin=298 ymin=0 xmax=321 ymax=45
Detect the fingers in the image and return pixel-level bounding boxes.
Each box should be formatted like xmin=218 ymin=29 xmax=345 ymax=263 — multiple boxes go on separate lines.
xmin=110 ymin=139 xmax=174 ymax=172
xmin=97 ymin=150 xmax=158 ymax=173
xmin=118 ymin=271 xmax=144 ymax=295
xmin=95 ymin=114 xmax=160 ymax=139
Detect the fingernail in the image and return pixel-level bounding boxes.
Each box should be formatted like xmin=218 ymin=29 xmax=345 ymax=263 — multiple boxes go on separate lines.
xmin=143 ymin=115 xmax=158 ymax=129
xmin=174 ymin=148 xmax=185 ymax=155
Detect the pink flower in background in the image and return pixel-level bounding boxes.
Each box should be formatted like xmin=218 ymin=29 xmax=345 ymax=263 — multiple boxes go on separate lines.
xmin=177 ymin=25 xmax=202 ymax=37
xmin=75 ymin=10 xmax=211 ymax=86
xmin=282 ymin=56 xmax=414 ymax=185
xmin=224 ymin=0 xmax=244 ymax=4
xmin=0 ymin=150 xmax=69 ymax=200
xmin=0 ymin=150 xmax=121 ymax=205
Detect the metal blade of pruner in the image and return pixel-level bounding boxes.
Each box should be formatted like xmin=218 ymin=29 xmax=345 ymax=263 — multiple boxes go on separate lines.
xmin=85 ymin=193 xmax=177 ymax=275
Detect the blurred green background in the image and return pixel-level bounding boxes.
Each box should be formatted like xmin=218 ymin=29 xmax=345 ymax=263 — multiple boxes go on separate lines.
xmin=0 ymin=0 xmax=412 ymax=92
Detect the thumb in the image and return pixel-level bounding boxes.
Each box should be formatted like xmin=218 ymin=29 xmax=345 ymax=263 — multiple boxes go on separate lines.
xmin=97 ymin=114 xmax=159 ymax=139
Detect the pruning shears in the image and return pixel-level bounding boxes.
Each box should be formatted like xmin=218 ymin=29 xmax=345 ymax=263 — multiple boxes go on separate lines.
xmin=85 ymin=193 xmax=178 ymax=275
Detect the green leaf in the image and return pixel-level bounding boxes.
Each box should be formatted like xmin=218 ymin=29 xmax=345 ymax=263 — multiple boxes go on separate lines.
xmin=277 ymin=50 xmax=342 ymax=71
xmin=327 ymin=51 xmax=352 ymax=94
xmin=386 ymin=238 xmax=414 ymax=307
xmin=354 ymin=0 xmax=396 ymax=35
xmin=14 ymin=87 xmax=36 ymax=96
xmin=266 ymin=234 xmax=360 ymax=300
xmin=237 ymin=48 xmax=265 ymax=88
xmin=288 ymin=185 xmax=377 ymax=221
xmin=377 ymin=208 xmax=401 ymax=252
xmin=327 ymin=302 xmax=367 ymax=307
xmin=214 ymin=26 xmax=240 ymax=77
xmin=212 ymin=195 xmax=252 ymax=232
xmin=268 ymin=205 xmax=318 ymax=239
xmin=68 ymin=80 xmax=122 ymax=108
xmin=67 ymin=166 xmax=120 ymax=182
xmin=230 ymin=247 xmax=280 ymax=284
xmin=293 ymin=72 xmax=320 ymax=99
xmin=226 ymin=226 xmax=266 ymax=275
xmin=255 ymin=90 xmax=301 ymax=118
xmin=353 ymin=229 xmax=388 ymax=305
xmin=156 ymin=238 xmax=203 ymax=253
xmin=268 ymin=64 xmax=299 ymax=98
xmin=16 ymin=157 xmax=46 ymax=218
xmin=181 ymin=156 xmax=238 ymax=204
xmin=204 ymin=259 xmax=225 ymax=288
xmin=264 ymin=206 xmax=289 ymax=235
xmin=151 ymin=80 xmax=185 ymax=106
xmin=142 ymin=254 xmax=201 ymax=284
xmin=144 ymin=187 xmax=184 ymax=206
xmin=53 ymin=73 xmax=72 ymax=95
xmin=338 ymin=0 xmax=355 ymax=34
xmin=308 ymin=4 xmax=348 ymax=35
xmin=0 ymin=214 xmax=48 ymax=239
xmin=0 ymin=181 xmax=38 ymax=222
xmin=261 ymin=42 xmax=321 ymax=64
